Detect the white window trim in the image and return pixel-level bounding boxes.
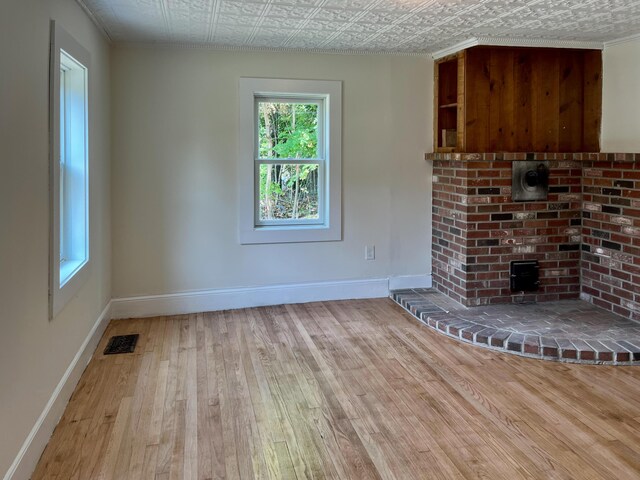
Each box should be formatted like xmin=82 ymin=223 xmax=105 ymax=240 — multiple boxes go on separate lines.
xmin=49 ymin=21 xmax=91 ymax=319
xmin=238 ymin=78 xmax=342 ymax=244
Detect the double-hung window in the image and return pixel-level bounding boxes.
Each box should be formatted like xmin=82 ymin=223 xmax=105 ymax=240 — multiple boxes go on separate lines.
xmin=50 ymin=22 xmax=90 ymax=318
xmin=239 ymin=78 xmax=342 ymax=244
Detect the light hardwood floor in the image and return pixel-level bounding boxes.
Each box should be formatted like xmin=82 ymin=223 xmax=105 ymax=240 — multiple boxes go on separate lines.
xmin=32 ymin=299 xmax=640 ymax=479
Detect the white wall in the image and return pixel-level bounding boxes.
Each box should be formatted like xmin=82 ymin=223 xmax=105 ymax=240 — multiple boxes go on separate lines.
xmin=111 ymin=47 xmax=433 ymax=298
xmin=602 ymin=37 xmax=640 ymax=152
xmin=0 ymin=0 xmax=110 ymax=476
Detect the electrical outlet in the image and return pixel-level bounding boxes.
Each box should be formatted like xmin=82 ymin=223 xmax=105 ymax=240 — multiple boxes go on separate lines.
xmin=365 ymin=245 xmax=375 ymax=260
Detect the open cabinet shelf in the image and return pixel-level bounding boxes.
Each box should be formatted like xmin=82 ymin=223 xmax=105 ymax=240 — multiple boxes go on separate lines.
xmin=434 ymin=51 xmax=465 ymax=152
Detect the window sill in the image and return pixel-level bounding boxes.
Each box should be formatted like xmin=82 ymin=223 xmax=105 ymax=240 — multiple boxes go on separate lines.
xmin=52 ymin=257 xmax=91 ymax=319
xmin=239 ymin=223 xmax=341 ymax=245
xmin=60 ymin=259 xmax=86 ymax=287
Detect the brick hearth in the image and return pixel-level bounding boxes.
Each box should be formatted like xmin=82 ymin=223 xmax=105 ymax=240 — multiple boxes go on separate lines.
xmin=392 ymin=289 xmax=640 ymax=365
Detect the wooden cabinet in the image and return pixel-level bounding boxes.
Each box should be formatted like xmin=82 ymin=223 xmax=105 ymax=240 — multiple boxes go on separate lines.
xmin=434 ymin=46 xmax=602 ymax=153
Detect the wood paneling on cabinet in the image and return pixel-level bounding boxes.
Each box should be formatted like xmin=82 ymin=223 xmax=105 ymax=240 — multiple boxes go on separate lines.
xmin=559 ymin=51 xmax=583 ymax=151
xmin=529 ymin=50 xmax=560 ymax=152
xmin=435 ymin=46 xmax=602 ymax=153
xmin=513 ymin=49 xmax=533 ymax=151
xmin=463 ymin=48 xmax=490 ymax=152
xmin=582 ymin=50 xmax=603 ymax=152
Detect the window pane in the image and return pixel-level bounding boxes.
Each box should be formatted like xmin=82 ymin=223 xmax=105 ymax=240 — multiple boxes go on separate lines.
xmin=60 ymin=68 xmax=66 ymax=262
xmin=58 ymin=51 xmax=88 ymax=286
xmin=259 ymin=163 xmax=320 ymax=221
xmin=258 ymin=102 xmax=318 ymax=159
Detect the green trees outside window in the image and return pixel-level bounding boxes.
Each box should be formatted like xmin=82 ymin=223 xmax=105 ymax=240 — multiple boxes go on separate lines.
xmin=258 ymin=102 xmax=320 ymax=222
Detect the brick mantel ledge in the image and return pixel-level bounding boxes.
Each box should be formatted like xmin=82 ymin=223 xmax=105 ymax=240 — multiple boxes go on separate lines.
xmin=425 ymin=152 xmax=640 ymax=162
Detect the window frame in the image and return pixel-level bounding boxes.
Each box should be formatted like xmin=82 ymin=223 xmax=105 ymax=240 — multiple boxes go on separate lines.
xmin=239 ymin=78 xmax=342 ymax=245
xmin=49 ymin=21 xmax=91 ymax=319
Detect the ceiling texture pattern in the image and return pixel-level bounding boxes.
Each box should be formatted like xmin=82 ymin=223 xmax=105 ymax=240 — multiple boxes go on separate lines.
xmin=80 ymin=0 xmax=640 ymax=53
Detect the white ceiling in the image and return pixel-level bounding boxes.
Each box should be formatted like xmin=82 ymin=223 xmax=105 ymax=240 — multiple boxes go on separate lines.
xmin=80 ymin=0 xmax=640 ymax=54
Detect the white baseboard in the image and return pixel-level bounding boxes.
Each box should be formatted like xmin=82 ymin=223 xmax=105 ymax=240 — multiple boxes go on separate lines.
xmin=112 ymin=276 xmax=435 ymax=320
xmin=4 ymin=301 xmax=112 ymax=480
xmin=111 ymin=278 xmax=395 ymax=319
xmin=389 ymin=274 xmax=432 ymax=291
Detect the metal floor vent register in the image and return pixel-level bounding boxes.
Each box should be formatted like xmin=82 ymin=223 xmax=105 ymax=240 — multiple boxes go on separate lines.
xmin=104 ymin=334 xmax=139 ymax=355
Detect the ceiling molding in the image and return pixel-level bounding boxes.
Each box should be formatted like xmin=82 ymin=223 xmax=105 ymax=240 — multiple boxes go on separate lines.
xmin=431 ymin=38 xmax=480 ymax=60
xmin=432 ymin=36 xmax=604 ymax=59
xmin=604 ymin=32 xmax=640 ymax=48
xmin=112 ymin=41 xmax=431 ymax=58
xmin=75 ymin=0 xmax=112 ymax=42
xmin=475 ymin=36 xmax=604 ymax=50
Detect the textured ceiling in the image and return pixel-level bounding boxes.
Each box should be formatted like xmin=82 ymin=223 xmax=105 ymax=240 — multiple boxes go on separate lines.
xmin=80 ymin=0 xmax=640 ymax=54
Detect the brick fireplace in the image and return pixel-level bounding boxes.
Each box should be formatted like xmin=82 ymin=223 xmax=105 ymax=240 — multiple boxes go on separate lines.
xmin=429 ymin=152 xmax=640 ymax=321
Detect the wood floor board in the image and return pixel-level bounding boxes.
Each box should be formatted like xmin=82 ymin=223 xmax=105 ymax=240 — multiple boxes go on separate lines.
xmin=31 ymin=298 xmax=640 ymax=479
